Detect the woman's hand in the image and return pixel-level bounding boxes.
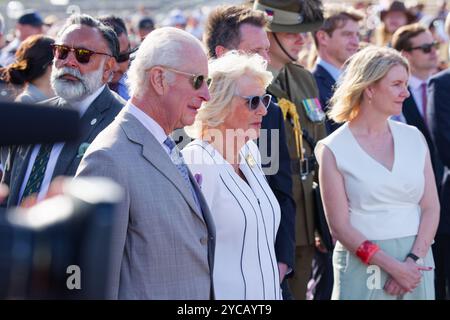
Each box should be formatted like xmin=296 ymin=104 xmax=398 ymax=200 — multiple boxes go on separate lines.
xmin=384 ymin=277 xmax=407 ymax=296
xmin=389 ymin=259 xmax=432 ymax=293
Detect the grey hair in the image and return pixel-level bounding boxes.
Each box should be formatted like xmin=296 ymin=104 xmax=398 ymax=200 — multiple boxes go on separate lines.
xmin=126 ymin=27 xmax=204 ymax=98
xmin=185 ymin=51 xmax=273 ymax=138
xmin=57 ymin=14 xmax=119 ymax=59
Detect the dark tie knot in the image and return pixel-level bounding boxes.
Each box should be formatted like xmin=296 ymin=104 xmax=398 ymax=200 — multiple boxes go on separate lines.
xmin=164 ymin=137 xmax=176 ymax=151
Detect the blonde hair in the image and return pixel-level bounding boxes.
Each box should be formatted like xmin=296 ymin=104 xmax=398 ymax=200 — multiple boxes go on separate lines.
xmin=185 ymin=51 xmax=273 ymax=138
xmin=445 ymin=12 xmax=450 ymax=36
xmin=329 ymin=45 xmax=409 ymax=123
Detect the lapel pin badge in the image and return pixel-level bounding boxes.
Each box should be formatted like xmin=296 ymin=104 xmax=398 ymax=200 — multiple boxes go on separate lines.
xmin=77 ymin=142 xmax=91 ymax=158
xmin=245 ymin=154 xmax=256 ymax=168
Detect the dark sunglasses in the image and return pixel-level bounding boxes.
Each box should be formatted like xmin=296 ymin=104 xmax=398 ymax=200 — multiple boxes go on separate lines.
xmin=165 ymin=67 xmax=207 ymax=90
xmin=51 ymin=44 xmax=112 ymax=64
xmin=237 ymin=93 xmax=272 ymax=111
xmin=117 ymin=46 xmax=139 ymax=63
xmin=408 ymin=41 xmax=439 ymax=54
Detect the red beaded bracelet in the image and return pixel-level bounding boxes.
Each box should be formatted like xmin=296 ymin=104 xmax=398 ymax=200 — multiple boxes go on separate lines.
xmin=356 ymin=240 xmax=380 ymax=265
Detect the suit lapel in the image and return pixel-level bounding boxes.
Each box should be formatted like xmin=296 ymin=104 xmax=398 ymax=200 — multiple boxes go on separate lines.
xmin=52 ymin=87 xmax=112 ymax=178
xmin=403 ymin=88 xmax=428 ymax=134
xmin=7 ymin=144 xmax=33 ymax=206
xmin=314 ymin=64 xmax=335 ymax=89
xmin=403 ymin=87 xmax=435 ymax=154
xmin=119 ymin=112 xmax=205 ymax=221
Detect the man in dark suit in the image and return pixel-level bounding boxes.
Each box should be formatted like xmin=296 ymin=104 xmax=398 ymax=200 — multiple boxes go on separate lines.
xmin=202 ymin=4 xmax=296 ymax=298
xmin=253 ymin=0 xmax=327 ymax=300
xmin=391 ymin=23 xmax=443 ymax=188
xmin=393 ymin=22 xmax=446 ymax=299
xmin=429 ymin=69 xmax=450 ymax=300
xmin=1 ymin=14 xmax=124 ymax=207
xmin=427 ymin=15 xmax=450 ymax=300
xmin=312 ymin=4 xmax=363 ymax=134
xmin=308 ymin=4 xmax=363 ymax=300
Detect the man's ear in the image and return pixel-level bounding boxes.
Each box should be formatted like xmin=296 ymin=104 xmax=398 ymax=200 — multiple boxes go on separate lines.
xmin=148 ymin=66 xmax=166 ymax=95
xmin=401 ymin=49 xmax=412 ymax=60
xmin=316 ymin=30 xmax=330 ymax=47
xmin=214 ymin=45 xmax=228 ymax=58
xmin=103 ymin=56 xmax=117 ymax=83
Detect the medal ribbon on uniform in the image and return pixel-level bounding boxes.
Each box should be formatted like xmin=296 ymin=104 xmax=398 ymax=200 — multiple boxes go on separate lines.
xmin=302 ymin=98 xmax=325 ymax=123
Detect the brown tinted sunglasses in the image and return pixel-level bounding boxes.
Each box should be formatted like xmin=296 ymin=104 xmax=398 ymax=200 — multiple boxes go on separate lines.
xmin=51 ymin=44 xmax=112 ymax=64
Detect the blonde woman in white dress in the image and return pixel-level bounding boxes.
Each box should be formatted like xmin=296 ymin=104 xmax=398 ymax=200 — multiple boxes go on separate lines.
xmin=182 ymin=52 xmax=282 ymax=300
xmin=315 ymin=46 xmax=440 ymax=300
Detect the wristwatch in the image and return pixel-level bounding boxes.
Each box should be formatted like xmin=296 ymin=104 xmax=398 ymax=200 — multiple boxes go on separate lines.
xmin=407 ymin=253 xmax=424 ymax=265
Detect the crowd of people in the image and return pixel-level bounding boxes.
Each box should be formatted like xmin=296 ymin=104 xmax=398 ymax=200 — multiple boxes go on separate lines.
xmin=0 ymin=0 xmax=449 ymax=300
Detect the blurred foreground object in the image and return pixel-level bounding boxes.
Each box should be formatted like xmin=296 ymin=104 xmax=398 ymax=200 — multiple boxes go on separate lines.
xmin=0 ymin=102 xmax=79 ymax=146
xmin=0 ymin=177 xmax=123 ymax=299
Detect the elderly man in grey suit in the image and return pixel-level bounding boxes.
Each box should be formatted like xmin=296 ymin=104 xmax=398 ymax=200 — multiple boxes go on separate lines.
xmin=75 ymin=27 xmax=215 ymax=299
xmin=0 ymin=14 xmax=124 ymax=207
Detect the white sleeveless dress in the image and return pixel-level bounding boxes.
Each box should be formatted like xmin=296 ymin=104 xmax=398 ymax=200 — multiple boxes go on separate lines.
xmin=316 ymin=119 xmax=435 ymax=300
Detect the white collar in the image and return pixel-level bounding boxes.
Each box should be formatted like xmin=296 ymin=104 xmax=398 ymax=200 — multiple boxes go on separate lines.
xmin=317 ymin=57 xmax=342 ymax=81
xmin=66 ymin=85 xmax=106 ymax=117
xmin=124 ymin=101 xmax=168 ymax=147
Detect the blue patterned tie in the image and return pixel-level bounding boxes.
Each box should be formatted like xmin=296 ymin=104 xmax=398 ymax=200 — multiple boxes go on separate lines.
xmin=164 ymin=137 xmax=201 ymax=212
xmin=20 ymin=143 xmax=53 ymax=202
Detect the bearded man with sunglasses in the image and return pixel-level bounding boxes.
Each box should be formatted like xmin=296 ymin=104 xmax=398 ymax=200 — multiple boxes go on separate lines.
xmin=75 ymin=27 xmax=215 ymax=299
xmin=0 ymin=14 xmax=124 ymax=208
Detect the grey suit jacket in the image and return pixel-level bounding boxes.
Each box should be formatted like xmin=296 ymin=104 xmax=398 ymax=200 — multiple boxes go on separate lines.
xmin=75 ymin=109 xmax=216 ymax=300
xmin=1 ymin=86 xmax=124 ymax=207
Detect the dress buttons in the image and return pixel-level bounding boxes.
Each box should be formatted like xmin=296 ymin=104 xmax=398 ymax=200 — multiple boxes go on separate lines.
xmin=200 ymin=237 xmax=208 ymax=245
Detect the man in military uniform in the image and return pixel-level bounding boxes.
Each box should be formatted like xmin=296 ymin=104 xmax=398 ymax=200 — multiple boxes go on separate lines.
xmin=254 ymin=0 xmax=327 ymax=300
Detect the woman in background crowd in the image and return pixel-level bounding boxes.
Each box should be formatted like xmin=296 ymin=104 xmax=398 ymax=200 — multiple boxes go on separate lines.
xmin=0 ymin=34 xmax=54 ymax=103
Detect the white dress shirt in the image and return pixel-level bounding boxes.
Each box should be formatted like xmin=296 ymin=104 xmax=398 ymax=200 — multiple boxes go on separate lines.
xmin=18 ymin=85 xmax=106 ymax=204
xmin=316 ymin=120 xmax=427 ymax=240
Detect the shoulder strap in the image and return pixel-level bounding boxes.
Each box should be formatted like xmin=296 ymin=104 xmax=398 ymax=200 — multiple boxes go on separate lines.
xmin=302 ymin=128 xmax=317 ymax=151
xmin=267 ymin=83 xmax=288 ymax=100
